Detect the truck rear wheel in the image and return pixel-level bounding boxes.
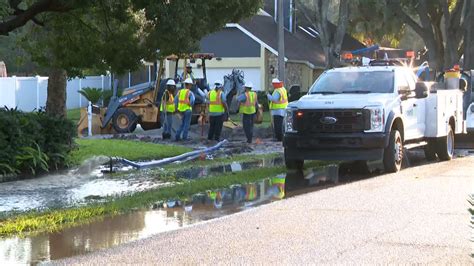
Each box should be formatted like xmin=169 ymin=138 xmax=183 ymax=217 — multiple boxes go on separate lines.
xmin=112 ymin=108 xmax=138 ymax=133
xmin=436 ymin=126 xmax=454 ymax=161
xmin=424 ymin=141 xmax=437 ymax=161
xmin=383 ymin=129 xmax=403 ymax=173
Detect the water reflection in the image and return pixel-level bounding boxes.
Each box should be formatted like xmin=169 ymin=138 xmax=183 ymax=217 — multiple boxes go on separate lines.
xmin=0 ymin=157 xmax=283 ymax=214
xmin=174 ymin=157 xmax=284 ymax=179
xmin=0 ymin=163 xmax=339 ymax=264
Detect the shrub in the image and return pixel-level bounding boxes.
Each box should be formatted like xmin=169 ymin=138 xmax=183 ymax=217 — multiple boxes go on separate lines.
xmin=0 ymin=108 xmax=75 ymax=176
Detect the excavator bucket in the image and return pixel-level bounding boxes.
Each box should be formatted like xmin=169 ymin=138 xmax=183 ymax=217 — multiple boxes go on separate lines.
xmin=77 ymin=106 xmax=114 ymax=137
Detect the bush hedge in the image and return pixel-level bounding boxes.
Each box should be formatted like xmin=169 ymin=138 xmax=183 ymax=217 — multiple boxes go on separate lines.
xmin=0 ymin=108 xmax=75 ymax=176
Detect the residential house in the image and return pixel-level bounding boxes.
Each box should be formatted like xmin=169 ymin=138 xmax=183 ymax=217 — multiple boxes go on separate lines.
xmin=164 ymin=0 xmax=365 ymax=92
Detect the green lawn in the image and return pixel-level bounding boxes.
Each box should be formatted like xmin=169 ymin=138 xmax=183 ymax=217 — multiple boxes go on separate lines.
xmin=67 ymin=108 xmax=81 ymax=125
xmin=69 ymin=139 xmax=193 ymax=165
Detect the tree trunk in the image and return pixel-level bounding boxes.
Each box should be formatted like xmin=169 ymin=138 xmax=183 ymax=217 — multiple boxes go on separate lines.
xmin=330 ymin=0 xmax=349 ymax=69
xmin=464 ymin=0 xmax=474 ymax=69
xmin=46 ymin=68 xmax=67 ymax=118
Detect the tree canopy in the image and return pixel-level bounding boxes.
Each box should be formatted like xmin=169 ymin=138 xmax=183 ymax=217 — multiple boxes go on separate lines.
xmin=387 ymin=0 xmax=472 ymax=70
xmin=1 ymin=0 xmax=262 ymax=116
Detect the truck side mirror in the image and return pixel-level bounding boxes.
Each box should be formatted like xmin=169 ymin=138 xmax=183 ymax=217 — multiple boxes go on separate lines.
xmin=398 ymin=85 xmax=410 ymax=100
xmin=415 ymin=82 xmax=429 ymax=99
xmin=459 ymin=78 xmax=467 ymax=92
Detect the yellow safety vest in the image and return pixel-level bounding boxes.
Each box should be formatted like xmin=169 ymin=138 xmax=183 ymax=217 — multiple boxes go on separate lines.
xmin=177 ymin=89 xmax=191 ymax=112
xmin=208 ymin=90 xmax=225 ymax=113
xmin=270 ymin=87 xmax=288 ymax=110
xmin=160 ymin=91 xmax=175 ymax=113
xmin=239 ymin=91 xmax=257 ymax=114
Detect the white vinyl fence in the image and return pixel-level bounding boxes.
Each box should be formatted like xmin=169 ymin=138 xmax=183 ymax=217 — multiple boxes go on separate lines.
xmin=0 ymin=75 xmax=111 ymax=111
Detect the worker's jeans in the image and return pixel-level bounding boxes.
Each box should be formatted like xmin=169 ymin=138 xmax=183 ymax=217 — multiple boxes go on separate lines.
xmin=160 ymin=112 xmax=173 ymax=135
xmin=242 ymin=113 xmax=255 ymax=143
xmin=176 ymin=110 xmax=192 ymax=141
xmin=208 ymin=115 xmax=224 ymax=141
xmin=273 ymin=115 xmax=284 ymax=141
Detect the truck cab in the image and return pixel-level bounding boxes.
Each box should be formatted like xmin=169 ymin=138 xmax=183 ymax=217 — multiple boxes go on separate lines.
xmin=283 ymin=65 xmax=465 ymax=173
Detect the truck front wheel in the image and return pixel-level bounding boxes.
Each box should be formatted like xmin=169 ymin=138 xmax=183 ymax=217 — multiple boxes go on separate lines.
xmin=436 ymin=126 xmax=454 ymax=161
xmin=284 ymin=150 xmax=304 ymax=171
xmin=383 ymin=129 xmax=403 ymax=173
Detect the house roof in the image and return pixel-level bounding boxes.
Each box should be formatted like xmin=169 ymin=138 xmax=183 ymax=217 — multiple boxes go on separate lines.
xmin=235 ymin=14 xmax=365 ymax=69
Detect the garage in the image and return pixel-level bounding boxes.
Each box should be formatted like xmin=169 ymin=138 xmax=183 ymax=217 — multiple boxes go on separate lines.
xmin=206 ymin=67 xmax=262 ymax=91
xmin=176 ymin=66 xmax=263 ymax=92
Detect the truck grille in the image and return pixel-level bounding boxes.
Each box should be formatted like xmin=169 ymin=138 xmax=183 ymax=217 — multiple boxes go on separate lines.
xmin=296 ymin=109 xmax=370 ymax=133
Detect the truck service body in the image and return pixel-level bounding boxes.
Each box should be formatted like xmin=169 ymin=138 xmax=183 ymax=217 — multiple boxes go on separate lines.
xmin=283 ymin=65 xmax=472 ymax=173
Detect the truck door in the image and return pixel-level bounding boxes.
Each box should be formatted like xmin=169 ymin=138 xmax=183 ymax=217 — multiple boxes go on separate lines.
xmin=397 ymin=70 xmax=418 ymax=140
xmin=405 ymin=70 xmax=426 ymax=138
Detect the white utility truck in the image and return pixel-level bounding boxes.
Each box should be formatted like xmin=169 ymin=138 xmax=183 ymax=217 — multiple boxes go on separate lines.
xmin=283 ymin=61 xmax=473 ymax=173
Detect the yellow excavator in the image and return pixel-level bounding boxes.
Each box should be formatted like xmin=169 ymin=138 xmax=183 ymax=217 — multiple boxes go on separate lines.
xmin=77 ymin=53 xmax=214 ymax=136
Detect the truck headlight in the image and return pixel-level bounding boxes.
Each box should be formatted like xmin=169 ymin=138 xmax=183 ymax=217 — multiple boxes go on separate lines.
xmin=365 ymin=106 xmax=385 ymax=133
xmin=285 ymin=109 xmax=297 ymax=133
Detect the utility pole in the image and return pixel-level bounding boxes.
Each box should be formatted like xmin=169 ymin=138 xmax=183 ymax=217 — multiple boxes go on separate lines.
xmin=277 ymin=0 xmax=285 ymax=82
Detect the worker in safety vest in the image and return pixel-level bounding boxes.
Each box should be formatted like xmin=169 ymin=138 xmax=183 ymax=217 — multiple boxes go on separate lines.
xmin=267 ymin=78 xmax=288 ymax=141
xmin=160 ymin=79 xmax=177 ymax=140
xmin=207 ymin=80 xmax=228 ymax=141
xmin=237 ymin=81 xmax=259 ymax=143
xmin=180 ymin=63 xmax=195 ymax=83
xmin=174 ymin=78 xmax=195 ymax=141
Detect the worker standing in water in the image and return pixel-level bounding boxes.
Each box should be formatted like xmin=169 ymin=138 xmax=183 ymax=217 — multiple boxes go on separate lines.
xmin=175 ymin=78 xmax=195 ymax=141
xmin=207 ymin=80 xmax=228 ymax=141
xmin=267 ymin=78 xmax=288 ymax=141
xmin=237 ymin=82 xmax=259 ymax=143
xmin=160 ymin=79 xmax=177 ymax=140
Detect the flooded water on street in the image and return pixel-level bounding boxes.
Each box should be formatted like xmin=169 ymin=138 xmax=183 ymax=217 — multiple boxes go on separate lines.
xmin=0 ymin=157 xmax=282 ymax=214
xmin=0 ymin=164 xmax=339 ymax=265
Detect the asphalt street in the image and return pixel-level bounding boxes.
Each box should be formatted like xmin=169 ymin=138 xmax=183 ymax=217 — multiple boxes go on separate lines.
xmin=56 ymin=157 xmax=474 ymax=265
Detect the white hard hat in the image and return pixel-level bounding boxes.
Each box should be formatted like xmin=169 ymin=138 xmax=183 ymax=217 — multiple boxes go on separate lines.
xmin=214 ymin=80 xmax=223 ymax=88
xmin=184 ymin=78 xmax=193 ymax=84
xmin=166 ymin=79 xmax=176 ymax=86
xmin=244 ymin=81 xmax=253 ymax=88
xmin=272 ymin=78 xmax=281 ymax=83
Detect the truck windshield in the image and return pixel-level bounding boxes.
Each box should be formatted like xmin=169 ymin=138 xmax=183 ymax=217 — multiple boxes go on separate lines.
xmin=309 ymin=71 xmax=394 ymax=94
